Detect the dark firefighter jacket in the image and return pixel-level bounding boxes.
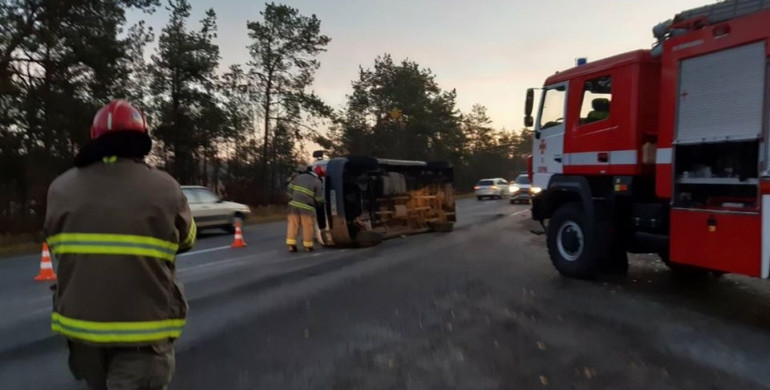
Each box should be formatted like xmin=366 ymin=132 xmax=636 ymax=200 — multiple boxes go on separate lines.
xmin=288 ymin=172 xmax=323 ymax=215
xmin=44 ymin=158 xmax=196 ymax=346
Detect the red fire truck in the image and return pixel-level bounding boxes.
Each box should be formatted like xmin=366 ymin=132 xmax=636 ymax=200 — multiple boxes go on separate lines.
xmin=527 ymin=0 xmax=770 ymax=279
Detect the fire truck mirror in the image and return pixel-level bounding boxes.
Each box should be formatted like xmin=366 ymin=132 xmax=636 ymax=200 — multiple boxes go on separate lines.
xmin=524 ymin=115 xmax=534 ymax=128
xmin=525 ymin=88 xmax=534 ymax=117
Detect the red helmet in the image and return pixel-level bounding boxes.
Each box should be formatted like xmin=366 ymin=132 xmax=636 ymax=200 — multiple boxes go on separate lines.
xmin=313 ymin=164 xmax=325 ymax=178
xmin=90 ymin=100 xmax=147 ymax=140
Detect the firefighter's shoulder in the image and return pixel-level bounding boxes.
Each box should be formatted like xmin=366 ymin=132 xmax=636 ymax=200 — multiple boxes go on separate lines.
xmin=142 ymin=164 xmax=186 ymax=190
xmin=47 ymin=167 xmax=78 ymax=193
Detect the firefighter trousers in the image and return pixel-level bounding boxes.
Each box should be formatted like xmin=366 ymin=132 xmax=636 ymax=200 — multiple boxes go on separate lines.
xmin=67 ymin=340 xmax=175 ymax=390
xmin=286 ymin=209 xmax=315 ymax=249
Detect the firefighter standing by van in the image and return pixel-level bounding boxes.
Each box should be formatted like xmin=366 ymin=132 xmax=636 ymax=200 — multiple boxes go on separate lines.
xmin=286 ymin=165 xmax=323 ymax=252
xmin=44 ymin=100 xmax=195 ymax=390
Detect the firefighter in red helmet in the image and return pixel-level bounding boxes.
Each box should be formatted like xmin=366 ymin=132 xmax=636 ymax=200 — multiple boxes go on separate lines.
xmin=44 ymin=100 xmax=195 ymax=389
xmin=286 ymin=164 xmax=323 ymax=252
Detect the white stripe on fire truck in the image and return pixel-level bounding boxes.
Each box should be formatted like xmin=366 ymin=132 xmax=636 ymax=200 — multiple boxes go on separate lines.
xmin=563 ymin=150 xmax=637 ymax=166
xmin=656 ymin=148 xmax=672 ymax=164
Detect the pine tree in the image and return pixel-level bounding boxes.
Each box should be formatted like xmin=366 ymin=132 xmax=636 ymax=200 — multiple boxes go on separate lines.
xmin=247 ymin=2 xmax=330 ymax=198
xmin=149 ymin=0 xmax=221 ymax=183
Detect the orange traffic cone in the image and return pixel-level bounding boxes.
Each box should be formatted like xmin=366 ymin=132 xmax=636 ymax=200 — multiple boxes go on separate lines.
xmin=231 ymin=221 xmax=247 ymax=248
xmin=34 ymin=243 xmax=57 ymax=282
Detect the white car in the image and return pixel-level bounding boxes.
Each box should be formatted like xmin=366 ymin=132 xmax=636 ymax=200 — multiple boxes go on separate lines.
xmin=475 ymin=178 xmax=509 ymax=200
xmin=509 ymin=174 xmax=542 ymax=204
xmin=181 ymin=186 xmax=251 ymax=233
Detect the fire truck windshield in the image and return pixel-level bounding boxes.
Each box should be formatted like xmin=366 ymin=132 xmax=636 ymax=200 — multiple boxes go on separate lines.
xmin=539 ymin=86 xmax=566 ymax=129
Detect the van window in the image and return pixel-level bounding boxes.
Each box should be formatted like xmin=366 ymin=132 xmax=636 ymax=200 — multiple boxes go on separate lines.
xmin=579 ymin=76 xmax=612 ymax=125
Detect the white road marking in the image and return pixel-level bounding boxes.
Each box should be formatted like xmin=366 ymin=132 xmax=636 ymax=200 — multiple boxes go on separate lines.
xmin=178 ymin=250 xmax=280 ymax=275
xmin=510 ymin=208 xmax=530 ymax=217
xmin=178 ymin=245 xmax=232 ymax=257
xmin=179 ymin=248 xmax=348 ymax=276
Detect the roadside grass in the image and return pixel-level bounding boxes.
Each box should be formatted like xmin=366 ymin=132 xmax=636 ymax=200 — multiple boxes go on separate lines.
xmin=0 ymin=233 xmax=42 ymax=258
xmin=0 ymin=205 xmax=288 ymax=259
xmin=245 ymin=205 xmax=286 ymax=225
xmin=3 ymin=198 xmax=480 ymax=258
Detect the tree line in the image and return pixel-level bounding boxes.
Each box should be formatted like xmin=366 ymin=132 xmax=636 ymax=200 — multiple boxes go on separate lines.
xmin=0 ymin=0 xmax=531 ymax=234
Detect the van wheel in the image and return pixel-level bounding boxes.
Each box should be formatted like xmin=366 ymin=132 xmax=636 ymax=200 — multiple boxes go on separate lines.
xmin=429 ymin=221 xmax=454 ymax=233
xmin=547 ymin=202 xmax=599 ymax=279
xmin=355 ymin=231 xmax=384 ymax=247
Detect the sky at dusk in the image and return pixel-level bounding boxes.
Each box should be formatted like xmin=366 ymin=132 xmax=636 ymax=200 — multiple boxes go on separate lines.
xmin=127 ymin=0 xmax=714 ymax=132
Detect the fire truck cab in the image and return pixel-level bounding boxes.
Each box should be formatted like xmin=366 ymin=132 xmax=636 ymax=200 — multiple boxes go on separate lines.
xmin=528 ymin=0 xmax=770 ymax=279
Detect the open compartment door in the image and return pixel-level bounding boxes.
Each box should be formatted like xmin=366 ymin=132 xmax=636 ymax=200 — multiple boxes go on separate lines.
xmin=668 ymin=41 xmax=766 ymax=277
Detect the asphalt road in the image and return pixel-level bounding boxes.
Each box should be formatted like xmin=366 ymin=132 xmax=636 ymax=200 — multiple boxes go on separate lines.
xmin=2 ymin=198 xmax=770 ymax=389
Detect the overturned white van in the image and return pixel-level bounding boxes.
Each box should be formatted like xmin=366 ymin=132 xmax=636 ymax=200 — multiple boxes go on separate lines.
xmin=312 ymin=156 xmax=456 ymax=247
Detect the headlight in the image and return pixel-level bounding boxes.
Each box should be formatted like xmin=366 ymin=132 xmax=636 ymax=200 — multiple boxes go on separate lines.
xmin=531 ymin=187 xmax=542 ymax=194
xmin=510 ymin=185 xmax=520 ymax=192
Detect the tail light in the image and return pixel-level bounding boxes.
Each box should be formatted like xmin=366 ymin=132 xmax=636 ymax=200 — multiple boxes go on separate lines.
xmin=474 ymin=186 xmax=480 ymax=190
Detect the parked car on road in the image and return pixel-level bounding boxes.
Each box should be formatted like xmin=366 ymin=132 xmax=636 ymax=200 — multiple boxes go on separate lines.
xmin=181 ymin=186 xmax=251 ymax=233
xmin=508 ymin=173 xmax=541 ymax=204
xmin=475 ymin=178 xmax=509 ymax=200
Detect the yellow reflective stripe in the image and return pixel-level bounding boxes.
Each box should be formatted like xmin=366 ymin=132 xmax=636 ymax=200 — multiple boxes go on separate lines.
xmin=102 ymin=155 xmax=117 ymax=164
xmin=51 ymin=245 xmax=176 ymax=262
xmin=315 ymin=197 xmax=324 ymax=203
xmin=289 ymin=184 xmax=315 ymax=197
xmin=286 ymin=239 xmax=297 ymax=245
xmin=303 ymin=241 xmax=314 ymax=247
xmin=181 ymin=220 xmax=196 ymax=250
xmin=52 ymin=313 xmax=185 ymax=343
xmin=289 ymin=201 xmax=315 ymax=212
xmin=52 ymin=313 xmax=185 ymax=331
xmin=52 ymin=324 xmax=182 ymax=343
xmin=48 ymin=233 xmax=178 ymax=251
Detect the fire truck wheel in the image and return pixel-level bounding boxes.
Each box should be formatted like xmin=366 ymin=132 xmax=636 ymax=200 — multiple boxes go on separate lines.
xmin=547 ymin=202 xmax=599 ymax=279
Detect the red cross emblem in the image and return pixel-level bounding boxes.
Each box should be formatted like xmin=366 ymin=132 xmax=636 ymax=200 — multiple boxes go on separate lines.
xmin=539 ymin=139 xmax=547 ymax=154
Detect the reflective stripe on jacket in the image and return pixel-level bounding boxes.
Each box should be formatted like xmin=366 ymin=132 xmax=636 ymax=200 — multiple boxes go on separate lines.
xmin=44 ymin=159 xmax=195 ymax=346
xmin=287 ymin=172 xmax=323 ymax=215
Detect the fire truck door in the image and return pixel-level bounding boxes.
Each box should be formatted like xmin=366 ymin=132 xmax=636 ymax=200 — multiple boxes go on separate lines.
xmin=533 ymin=83 xmax=567 ymax=189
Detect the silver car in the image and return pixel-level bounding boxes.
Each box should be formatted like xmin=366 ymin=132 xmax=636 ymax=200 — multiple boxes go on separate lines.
xmin=181 ymin=186 xmax=251 ymax=233
xmin=475 ymin=178 xmax=509 ymax=200
xmin=508 ymin=174 xmax=542 ymax=204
